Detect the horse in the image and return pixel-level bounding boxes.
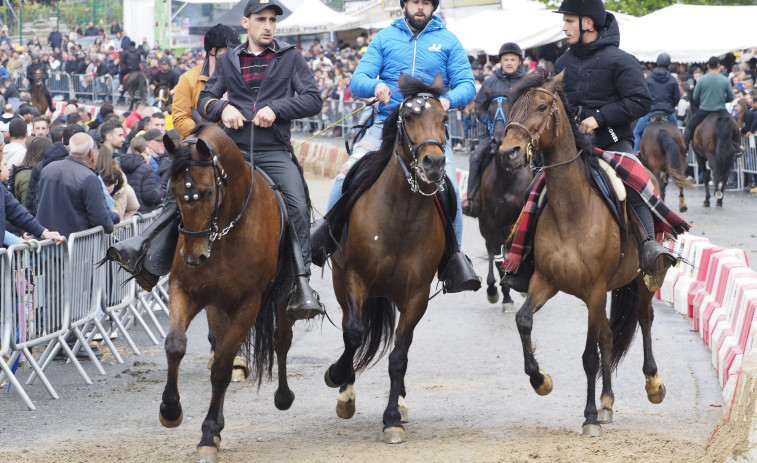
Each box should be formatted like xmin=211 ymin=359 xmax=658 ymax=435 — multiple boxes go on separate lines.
xmin=692 ymin=112 xmax=743 ymax=207
xmin=154 ymin=82 xmax=173 ymax=111
xmin=323 ymin=73 xmax=450 ymax=444
xmin=476 ymin=93 xmax=533 ymax=311
xmin=159 ymin=123 xmax=297 ymax=462
xmin=121 ymin=70 xmax=147 ymax=110
xmin=638 ymin=112 xmax=691 ymax=212
xmin=497 ymin=69 xmax=667 ymax=437
xmin=30 ymin=68 xmax=51 ymax=115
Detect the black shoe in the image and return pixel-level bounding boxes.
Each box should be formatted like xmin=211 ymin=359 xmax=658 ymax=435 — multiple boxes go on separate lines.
xmin=640 ymin=240 xmax=677 ymax=274
xmin=286 ymin=276 xmax=326 ymax=320
xmin=106 ymin=237 xmax=148 ymax=274
xmin=310 ymin=218 xmax=338 ymax=268
xmin=441 ymin=252 xmax=481 ymax=293
xmin=500 ymin=257 xmax=533 ymax=293
xmin=53 ymin=343 xmax=102 ymax=361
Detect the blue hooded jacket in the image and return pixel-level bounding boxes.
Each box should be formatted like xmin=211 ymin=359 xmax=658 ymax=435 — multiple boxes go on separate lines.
xmin=350 ymin=16 xmax=475 ymax=123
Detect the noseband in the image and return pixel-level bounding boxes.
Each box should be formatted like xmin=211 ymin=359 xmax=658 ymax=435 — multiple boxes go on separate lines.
xmin=395 ymin=93 xmax=447 ymax=196
xmin=485 ymin=96 xmax=508 ymax=139
xmin=504 ymin=87 xmax=560 ymax=167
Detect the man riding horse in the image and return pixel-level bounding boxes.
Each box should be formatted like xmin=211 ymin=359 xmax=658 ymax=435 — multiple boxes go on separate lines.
xmin=682 ymin=56 xmax=735 ymax=150
xmin=120 ymin=41 xmax=142 ymax=81
xmin=26 ymin=53 xmax=52 ymax=112
xmin=633 ymin=52 xmax=680 ymax=154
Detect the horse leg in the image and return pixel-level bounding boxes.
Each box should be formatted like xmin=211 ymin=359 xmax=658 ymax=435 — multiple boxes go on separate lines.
xmin=698 ymin=157 xmax=711 ymax=207
xmin=581 ymin=292 xmax=608 ymax=437
xmin=655 ymin=171 xmax=666 ymax=202
xmin=160 ymin=288 xmax=202 ymax=429
xmin=325 ymin=291 xmax=363 ymax=420
xmin=637 ymin=280 xmax=666 ymax=404
xmin=716 ymin=179 xmax=724 ymax=207
xmin=486 ymin=248 xmax=499 ymax=304
xmin=274 ymin=301 xmax=295 ymax=411
xmin=679 ymin=186 xmax=687 ymax=213
xmin=515 ymin=277 xmax=557 ymax=396
xmin=499 ymin=245 xmax=514 ymax=312
xmin=595 ymin=294 xmax=614 ymax=426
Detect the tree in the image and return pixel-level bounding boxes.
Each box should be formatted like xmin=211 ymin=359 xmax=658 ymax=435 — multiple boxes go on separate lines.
xmin=538 ymin=0 xmax=755 ymax=17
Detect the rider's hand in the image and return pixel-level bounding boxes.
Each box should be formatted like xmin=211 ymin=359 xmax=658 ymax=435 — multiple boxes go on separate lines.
xmin=221 ymin=104 xmax=246 ymax=130
xmin=252 ymin=106 xmax=276 ymax=128
xmin=579 ymin=116 xmax=598 ymax=134
xmin=149 ymin=84 xmax=155 ymax=90
xmin=374 ymin=83 xmax=391 ymax=105
xmin=439 ymin=97 xmax=451 ymax=111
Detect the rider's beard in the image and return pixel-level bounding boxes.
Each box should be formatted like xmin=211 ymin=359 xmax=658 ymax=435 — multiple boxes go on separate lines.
xmin=405 ymin=10 xmax=431 ymax=32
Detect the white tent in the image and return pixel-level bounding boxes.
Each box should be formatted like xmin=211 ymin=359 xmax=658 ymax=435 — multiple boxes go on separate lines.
xmin=277 ymin=0 xmax=362 ymax=35
xmin=618 ymin=4 xmax=757 ymax=63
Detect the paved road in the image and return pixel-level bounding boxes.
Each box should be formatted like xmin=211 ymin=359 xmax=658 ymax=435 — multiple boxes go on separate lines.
xmin=2 ymin=170 xmax=755 ymax=462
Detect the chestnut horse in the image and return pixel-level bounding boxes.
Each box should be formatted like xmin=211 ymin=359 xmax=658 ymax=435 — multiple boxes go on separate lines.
xmin=30 ymin=68 xmax=51 ymax=115
xmin=498 ymin=70 xmax=666 ymax=437
xmin=692 ymin=112 xmax=742 ymax=207
xmin=476 ymin=94 xmax=533 ymax=311
xmin=638 ymin=112 xmax=690 ymax=212
xmin=159 ymin=124 xmax=297 ymax=462
xmin=323 ymin=73 xmax=449 ymax=444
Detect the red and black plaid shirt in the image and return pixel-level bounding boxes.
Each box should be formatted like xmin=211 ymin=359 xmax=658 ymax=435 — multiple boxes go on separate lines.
xmin=239 ymin=41 xmax=276 ymax=105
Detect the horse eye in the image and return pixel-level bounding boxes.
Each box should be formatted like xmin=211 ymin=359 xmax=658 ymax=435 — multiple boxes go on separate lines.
xmin=443 ymin=115 xmax=449 ymax=123
xmin=404 ymin=113 xmax=413 ymax=122
xmin=538 ymin=104 xmax=548 ymax=112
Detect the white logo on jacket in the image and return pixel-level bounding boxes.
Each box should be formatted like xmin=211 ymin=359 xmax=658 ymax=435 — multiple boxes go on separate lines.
xmin=428 ymin=43 xmax=442 ymax=52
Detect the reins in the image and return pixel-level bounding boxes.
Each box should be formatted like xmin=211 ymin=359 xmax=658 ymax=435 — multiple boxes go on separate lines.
xmin=294 ymin=98 xmax=378 ymax=149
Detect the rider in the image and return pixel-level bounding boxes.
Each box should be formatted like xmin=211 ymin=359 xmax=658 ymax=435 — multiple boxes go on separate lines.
xmin=149 ymin=56 xmax=179 ymax=95
xmin=25 ymin=52 xmax=52 ymax=111
xmin=312 ymin=0 xmax=480 ymax=293
xmin=173 ymin=24 xmax=240 ymax=140
xmin=462 ymin=41 xmax=527 ymax=218
xmin=501 ymin=0 xmax=677 ymax=292
xmin=106 ymin=0 xmax=325 ymax=320
xmin=120 ymin=41 xmax=142 ymax=78
xmin=681 ymin=56 xmax=735 ymax=150
xmin=632 ymin=52 xmax=680 ymax=153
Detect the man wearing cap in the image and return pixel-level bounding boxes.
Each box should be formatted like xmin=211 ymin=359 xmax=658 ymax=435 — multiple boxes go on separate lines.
xmin=315 ymin=0 xmax=480 ymax=293
xmin=107 ymin=0 xmax=325 ymax=319
xmin=149 ymin=57 xmax=179 ymax=94
xmin=463 ymin=41 xmax=527 ymax=217
xmin=173 ymin=24 xmax=240 ymax=140
xmin=632 ymin=52 xmax=680 ymax=153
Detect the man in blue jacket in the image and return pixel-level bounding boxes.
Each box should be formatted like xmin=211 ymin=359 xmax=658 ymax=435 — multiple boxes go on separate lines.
xmin=313 ymin=0 xmax=479 ymax=293
xmin=632 ymin=52 xmax=680 ymax=153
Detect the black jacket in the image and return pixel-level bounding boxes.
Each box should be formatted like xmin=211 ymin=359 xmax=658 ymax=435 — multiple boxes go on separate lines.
xmin=47 ymin=31 xmax=62 ymax=50
xmin=25 ymin=141 xmax=69 ymax=216
xmin=121 ymin=47 xmax=141 ymax=73
xmin=198 ymin=40 xmax=322 ymax=152
xmin=647 ymin=67 xmax=680 ymax=114
xmin=2 ymin=184 xmax=45 ymax=240
xmin=473 ymin=67 xmax=527 ymax=114
xmin=120 ymin=152 xmax=163 ymax=212
xmin=150 ymin=69 xmax=179 ymax=91
xmin=553 ymin=13 xmax=651 ymax=149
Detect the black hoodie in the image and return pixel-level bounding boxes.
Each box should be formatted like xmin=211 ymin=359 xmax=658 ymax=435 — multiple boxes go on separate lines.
xmin=25 ymin=141 xmax=68 ymax=215
xmin=646 ymin=67 xmax=680 ymax=114
xmin=554 ymin=13 xmax=651 ymax=149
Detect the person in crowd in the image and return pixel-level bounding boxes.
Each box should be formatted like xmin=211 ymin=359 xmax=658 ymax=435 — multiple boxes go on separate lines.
xmin=683 ymin=56 xmax=735 ymax=149
xmin=84 ymin=21 xmax=99 ymax=37
xmin=124 ymin=100 xmax=150 ymax=130
xmin=48 ymin=26 xmax=63 ymax=51
xmin=110 ymin=20 xmax=122 ymax=36
xmin=99 ymin=120 xmax=125 ymax=161
xmin=4 ymin=118 xmax=27 ymax=167
xmin=317 ymin=0 xmax=480 ymax=292
xmin=3 ymin=81 xmax=21 ymax=110
xmin=142 ymin=127 xmax=165 ymax=182
xmin=32 ymin=116 xmax=50 ymax=137
xmin=9 ymin=136 xmax=51 ymax=206
xmin=632 ymin=52 xmax=681 ymax=153
xmin=25 ymin=124 xmax=79 ymax=216
xmin=119 ymin=135 xmax=163 ymax=212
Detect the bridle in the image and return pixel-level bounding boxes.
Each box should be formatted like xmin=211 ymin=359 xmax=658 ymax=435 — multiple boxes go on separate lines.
xmin=484 ymin=96 xmax=508 ymax=139
xmin=504 ymin=87 xmax=564 ymax=169
xmin=394 ymin=92 xmax=447 ymax=196
xmin=177 ymin=137 xmax=254 ymax=243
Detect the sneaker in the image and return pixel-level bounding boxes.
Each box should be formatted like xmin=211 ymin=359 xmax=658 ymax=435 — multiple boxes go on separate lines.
xmin=453 ymin=143 xmax=464 ymax=151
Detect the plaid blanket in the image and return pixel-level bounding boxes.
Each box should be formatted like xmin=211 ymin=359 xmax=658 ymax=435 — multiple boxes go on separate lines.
xmin=501 ymin=149 xmax=690 ymax=274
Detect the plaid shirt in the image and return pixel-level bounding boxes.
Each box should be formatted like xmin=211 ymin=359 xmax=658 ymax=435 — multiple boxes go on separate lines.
xmin=238 ymin=41 xmax=276 ymax=105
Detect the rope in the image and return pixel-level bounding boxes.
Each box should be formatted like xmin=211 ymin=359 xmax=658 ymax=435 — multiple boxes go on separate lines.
xmin=294 ymin=99 xmax=377 ymax=149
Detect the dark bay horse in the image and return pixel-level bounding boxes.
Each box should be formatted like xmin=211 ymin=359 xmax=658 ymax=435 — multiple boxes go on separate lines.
xmin=476 ymin=94 xmax=533 ymax=311
xmin=498 ymin=70 xmax=666 ymax=437
xmin=692 ymin=112 xmax=742 ymax=207
xmin=159 ymin=124 xmax=296 ymax=462
xmin=154 ymin=83 xmax=172 ymax=111
xmin=30 ymin=68 xmax=51 ymax=115
xmin=121 ymin=70 xmax=147 ymax=110
xmin=638 ymin=112 xmax=691 ymax=212
xmin=324 ymin=73 xmax=449 ymax=444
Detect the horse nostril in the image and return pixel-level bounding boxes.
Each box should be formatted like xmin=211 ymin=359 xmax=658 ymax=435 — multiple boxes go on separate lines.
xmin=507 ymin=147 xmax=521 ymax=159
xmin=422 ymin=155 xmax=444 ymax=171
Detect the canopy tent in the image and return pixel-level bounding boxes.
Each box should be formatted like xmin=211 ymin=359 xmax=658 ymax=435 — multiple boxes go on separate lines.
xmin=188 ymin=0 xmax=294 ymax=35
xmin=618 ymin=4 xmax=757 ymax=63
xmin=276 ymin=0 xmax=362 ymax=35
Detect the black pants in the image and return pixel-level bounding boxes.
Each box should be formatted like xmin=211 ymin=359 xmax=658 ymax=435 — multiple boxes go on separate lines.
xmin=685 ymin=109 xmax=728 ymax=139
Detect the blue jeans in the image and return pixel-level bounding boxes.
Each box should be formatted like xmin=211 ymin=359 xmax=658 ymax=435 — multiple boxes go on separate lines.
xmin=326 ymin=122 xmax=463 ymax=248
xmin=633 ymin=111 xmax=678 ymax=153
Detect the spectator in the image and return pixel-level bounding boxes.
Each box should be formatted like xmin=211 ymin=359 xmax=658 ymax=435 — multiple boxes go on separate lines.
xmin=48 ymin=26 xmax=63 ymax=51
xmin=124 ymin=100 xmax=149 ymax=130
xmin=32 ymin=116 xmax=50 ymax=137
xmin=25 ymin=124 xmax=77 ymax=215
xmin=0 ymin=104 xmax=14 ymax=131
xmin=107 ymin=165 xmax=139 ymax=221
xmin=3 ymin=81 xmax=20 ymax=110
xmin=146 ymin=111 xmax=166 ymax=134
xmin=99 ymin=120 xmax=125 ymax=160
xmin=84 ymin=21 xmax=99 ymax=37
xmin=142 ymin=128 xmax=164 ymax=181
xmin=0 ymin=28 xmax=12 ymax=48
xmin=9 ymin=136 xmax=51 ymax=205
xmin=88 ymin=101 xmax=114 ymax=131
xmin=109 ymin=20 xmax=122 ymax=36
xmin=5 ymin=118 xmax=28 ymax=167
xmin=36 ymin=132 xmax=116 ymax=237
xmin=120 ymin=136 xmax=163 ymax=212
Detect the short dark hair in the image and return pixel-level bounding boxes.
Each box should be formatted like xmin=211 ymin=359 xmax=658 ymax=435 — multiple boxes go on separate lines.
xmin=50 ymin=125 xmax=66 ymax=143
xmin=99 ymin=120 xmax=122 ymax=139
xmin=33 ymin=115 xmax=49 ymax=126
xmin=63 ymin=124 xmax=85 ymax=145
xmin=66 ymin=112 xmax=81 ymax=125
xmin=17 ymin=105 xmax=34 ymax=118
xmin=8 ymin=118 xmax=27 ymax=138
xmin=708 ymin=56 xmax=720 ymax=70
xmin=151 ymin=111 xmax=165 ymax=120
xmin=100 ymin=101 xmax=114 ymax=117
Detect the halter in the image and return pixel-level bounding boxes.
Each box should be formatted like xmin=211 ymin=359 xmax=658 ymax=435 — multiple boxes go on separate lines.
xmin=484 ymin=96 xmax=508 ymax=138
xmin=394 ymin=92 xmax=447 ymax=196
xmin=177 ymin=137 xmax=253 ymax=242
xmin=504 ymin=87 xmax=561 ymax=169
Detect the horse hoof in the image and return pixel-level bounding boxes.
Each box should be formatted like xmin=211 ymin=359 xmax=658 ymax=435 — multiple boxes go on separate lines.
xmin=383 ymin=426 xmax=406 ymax=444
xmin=196 ymin=446 xmax=218 ymax=463
xmin=214 ymin=436 xmax=221 ymax=449
xmin=487 ymin=292 xmax=499 ymax=304
xmin=274 ymin=388 xmax=295 ymax=411
xmin=715 ymin=191 xmax=723 ymax=200
xmin=502 ymin=301 xmax=515 ymax=313
xmin=534 ymin=370 xmax=553 ymax=396
xmin=597 ymin=407 xmax=613 ymax=424
xmin=399 ymin=405 xmax=409 ymax=423
xmin=647 ymin=383 xmax=666 ymax=404
xmin=324 ymin=367 xmax=340 ymax=388
xmin=159 ymin=409 xmax=183 ymax=428
xmin=231 ymin=367 xmax=246 ymax=382
xmin=679 ymin=205 xmax=688 ymax=213
xmin=716 ymin=200 xmax=723 ymax=208
xmin=703 ymin=200 xmax=710 ymax=208
xmin=582 ymin=424 xmax=602 ymax=437
xmin=206 ymin=352 xmax=214 ymax=370
xmin=336 ymin=384 xmax=355 ymax=419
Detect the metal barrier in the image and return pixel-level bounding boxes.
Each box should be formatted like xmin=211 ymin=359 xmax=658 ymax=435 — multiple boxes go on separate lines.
xmin=70 ymin=73 xmax=97 ymax=103
xmin=681 ymin=128 xmax=754 ymax=191
xmin=130 ymin=210 xmax=168 ymax=340
xmin=46 ymin=72 xmax=73 ymax=100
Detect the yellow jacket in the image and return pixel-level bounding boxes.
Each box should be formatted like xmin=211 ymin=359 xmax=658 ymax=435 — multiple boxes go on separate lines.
xmin=172 ymin=63 xmax=208 ymax=140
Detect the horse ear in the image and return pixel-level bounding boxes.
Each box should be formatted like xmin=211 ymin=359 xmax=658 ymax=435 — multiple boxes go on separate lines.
xmin=431 ymin=72 xmax=444 ymax=89
xmin=549 ymin=71 xmax=565 ymax=91
xmin=163 ymin=134 xmax=177 ymax=155
xmin=398 ymin=72 xmax=409 ymax=90
xmin=195 ymin=138 xmax=213 ymax=159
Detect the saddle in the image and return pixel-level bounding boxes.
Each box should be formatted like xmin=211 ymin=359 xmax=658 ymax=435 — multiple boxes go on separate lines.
xmin=648 ymin=111 xmax=670 ymax=124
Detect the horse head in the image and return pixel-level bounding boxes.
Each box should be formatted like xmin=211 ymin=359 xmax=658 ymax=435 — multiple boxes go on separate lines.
xmin=483 ymin=89 xmax=510 ymax=151
xmin=396 ymin=72 xmax=448 ymax=185
xmin=498 ymin=69 xmax=565 ymax=170
xmin=167 ymin=125 xmax=245 ymax=266
xmin=33 ymin=68 xmax=45 ymax=86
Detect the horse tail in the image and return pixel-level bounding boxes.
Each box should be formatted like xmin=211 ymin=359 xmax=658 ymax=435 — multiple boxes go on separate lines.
xmin=608 ymin=280 xmax=640 ymax=372
xmin=715 ymin=115 xmax=735 ymax=178
xmin=353 ymin=297 xmax=396 ymax=373
xmin=656 ymin=128 xmax=691 ymax=188
xmin=242 ymin=289 xmax=277 ymax=388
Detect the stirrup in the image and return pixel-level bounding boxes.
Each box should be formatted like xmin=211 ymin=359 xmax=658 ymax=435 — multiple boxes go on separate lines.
xmin=441 ymin=252 xmax=481 ymax=293
xmin=310 ymin=218 xmax=338 ymax=267
xmin=640 ymin=240 xmax=677 ymax=275
xmin=286 ymin=276 xmax=326 ymax=320
xmin=500 ymin=256 xmax=533 ymax=294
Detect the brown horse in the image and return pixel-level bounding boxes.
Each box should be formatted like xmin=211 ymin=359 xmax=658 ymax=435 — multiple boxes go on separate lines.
xmin=638 ymin=112 xmax=690 ymax=212
xmin=498 ymin=69 xmax=666 ymax=436
xmin=121 ymin=70 xmax=147 ymax=110
xmin=159 ymin=124 xmax=296 ymax=462
xmin=30 ymin=68 xmax=51 ymax=115
xmin=692 ymin=112 xmax=742 ymax=207
xmin=323 ymin=73 xmax=449 ymax=444
xmin=476 ymin=94 xmax=533 ymax=311
xmin=154 ymin=82 xmax=173 ymax=112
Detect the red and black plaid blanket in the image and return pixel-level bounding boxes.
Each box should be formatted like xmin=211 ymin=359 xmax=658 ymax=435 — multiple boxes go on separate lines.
xmin=501 ymin=149 xmax=690 ymax=274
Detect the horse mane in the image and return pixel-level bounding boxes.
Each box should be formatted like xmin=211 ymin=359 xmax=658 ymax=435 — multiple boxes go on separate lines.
xmin=340 ymin=74 xmax=447 ymax=214
xmin=508 ymin=69 xmax=596 ymax=166
xmin=169 ymin=122 xmax=209 ymax=179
